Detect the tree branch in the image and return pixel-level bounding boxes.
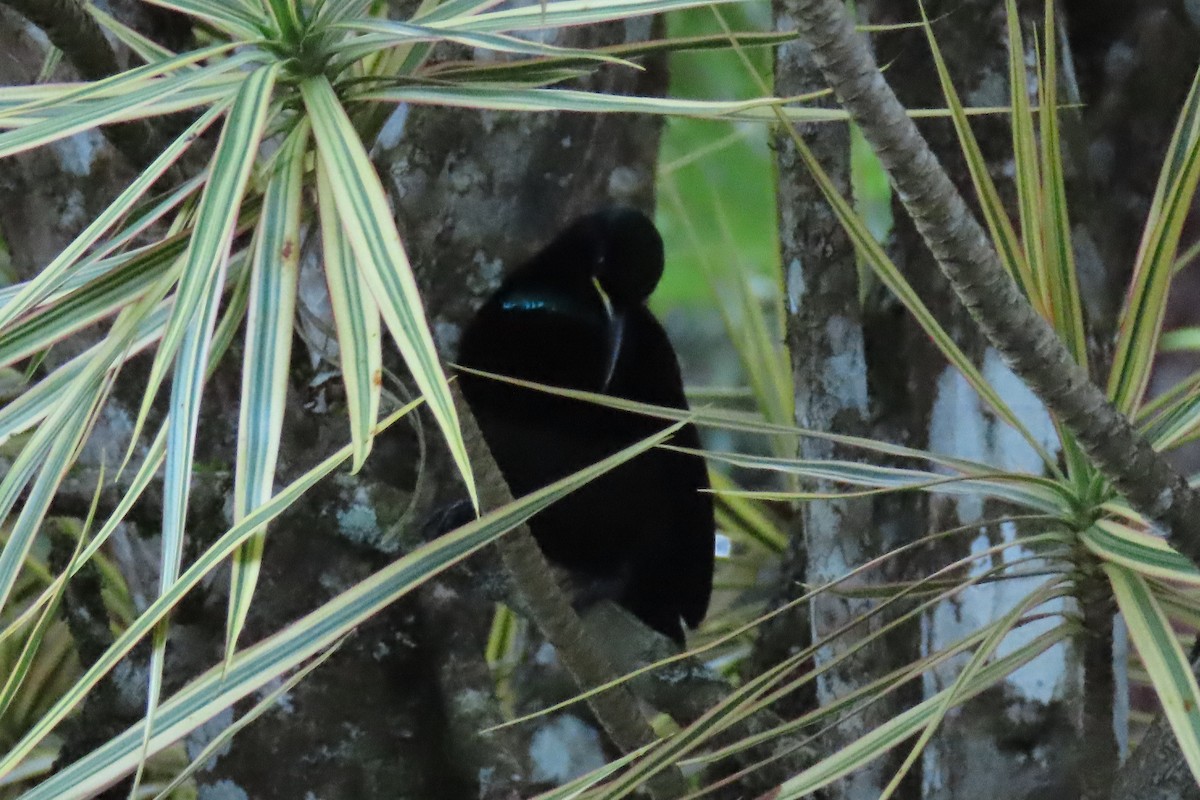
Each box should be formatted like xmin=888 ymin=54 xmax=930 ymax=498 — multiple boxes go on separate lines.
xmin=2 ymin=0 xmax=118 ymax=79
xmin=1 ymin=0 xmax=161 ymax=169
xmin=1112 ymin=698 xmax=1200 ymax=800
xmin=1079 ymin=571 xmax=1118 ymax=800
xmin=586 ymin=603 xmax=821 ymax=794
xmin=450 ymin=386 xmax=687 ymax=798
xmin=787 ymin=0 xmax=1200 ymax=560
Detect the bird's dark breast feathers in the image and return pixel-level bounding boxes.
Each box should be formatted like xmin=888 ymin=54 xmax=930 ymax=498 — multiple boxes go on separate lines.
xmin=460 ymin=311 xmax=715 ymax=635
xmin=468 ymin=387 xmax=711 ymax=618
xmin=462 ymin=284 xmax=611 ymax=392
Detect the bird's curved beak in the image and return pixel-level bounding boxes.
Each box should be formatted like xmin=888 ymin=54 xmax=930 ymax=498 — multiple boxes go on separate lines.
xmin=593 ymin=277 xmax=625 ymax=392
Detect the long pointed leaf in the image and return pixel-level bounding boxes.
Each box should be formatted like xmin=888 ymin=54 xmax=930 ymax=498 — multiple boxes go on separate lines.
xmin=0 ymin=237 xmax=186 ymax=371
xmin=315 ymin=151 xmax=382 ymax=473
xmin=1106 ymin=565 xmax=1200 ymax=784
xmin=1036 ymin=3 xmax=1087 ymax=367
xmin=126 ymin=64 xmax=279 ymax=474
xmin=432 ymin=0 xmax=748 ymax=33
xmin=1083 ymin=519 xmax=1200 ymax=585
xmin=0 ymin=50 xmax=249 ymax=159
xmin=333 ymin=19 xmax=637 ymax=64
xmin=88 ymin=5 xmax=179 ymax=64
xmin=1108 ymin=61 xmax=1200 ymax=412
xmin=1002 ymin=0 xmax=1045 ymax=306
xmin=14 ymin=420 xmax=677 ymax=797
xmin=226 ymin=121 xmax=309 ymax=663
xmin=453 ymin=365 xmax=1056 ymax=479
xmin=138 ymin=0 xmax=263 ymax=37
xmin=697 ymin=448 xmax=1071 ymax=514
xmin=0 ymin=105 xmax=224 ymax=330
xmin=918 ymin=0 xmax=1031 ymax=300
xmin=362 ymin=82 xmax=1011 ymax=122
xmin=127 ymin=63 xmax=279 ymax=794
xmin=301 ymin=75 xmax=476 ymax=508
xmin=0 ymin=44 xmax=236 ymax=123
xmin=361 ymin=85 xmax=835 ymax=121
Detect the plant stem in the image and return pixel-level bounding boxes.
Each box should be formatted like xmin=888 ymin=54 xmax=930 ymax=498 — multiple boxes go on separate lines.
xmin=786 ymin=0 xmax=1200 ymax=562
xmin=1080 ymin=570 xmax=1117 ymax=800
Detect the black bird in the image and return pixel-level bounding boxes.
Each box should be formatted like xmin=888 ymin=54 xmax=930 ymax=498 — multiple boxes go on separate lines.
xmin=456 ymin=207 xmax=714 ymax=644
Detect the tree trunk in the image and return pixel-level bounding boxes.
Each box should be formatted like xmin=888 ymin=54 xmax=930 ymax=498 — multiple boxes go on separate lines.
xmin=769 ymin=4 xmax=922 ymax=796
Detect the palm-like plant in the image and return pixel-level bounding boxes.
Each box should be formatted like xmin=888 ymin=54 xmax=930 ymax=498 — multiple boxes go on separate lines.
xmin=3 ymin=0 xmax=1200 ymax=797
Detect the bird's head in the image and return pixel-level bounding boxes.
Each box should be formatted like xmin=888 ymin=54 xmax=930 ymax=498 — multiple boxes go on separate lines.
xmin=554 ymin=207 xmax=664 ymax=306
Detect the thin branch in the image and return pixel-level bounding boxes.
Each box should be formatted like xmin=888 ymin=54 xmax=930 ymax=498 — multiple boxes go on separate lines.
xmin=2 ymin=0 xmax=120 ymax=80
xmin=450 ymin=386 xmax=687 ymax=799
xmin=1 ymin=0 xmax=161 ymax=169
xmin=588 ymin=603 xmax=821 ymax=794
xmin=1079 ymin=571 xmax=1117 ymax=800
xmin=786 ymin=0 xmax=1200 ymax=562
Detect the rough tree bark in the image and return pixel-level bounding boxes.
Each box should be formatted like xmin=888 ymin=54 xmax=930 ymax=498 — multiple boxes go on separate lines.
xmin=820 ymin=0 xmax=1200 ymax=796
xmin=851 ymin=5 xmax=1083 ymax=797
xmin=764 ymin=3 xmax=921 ymax=797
